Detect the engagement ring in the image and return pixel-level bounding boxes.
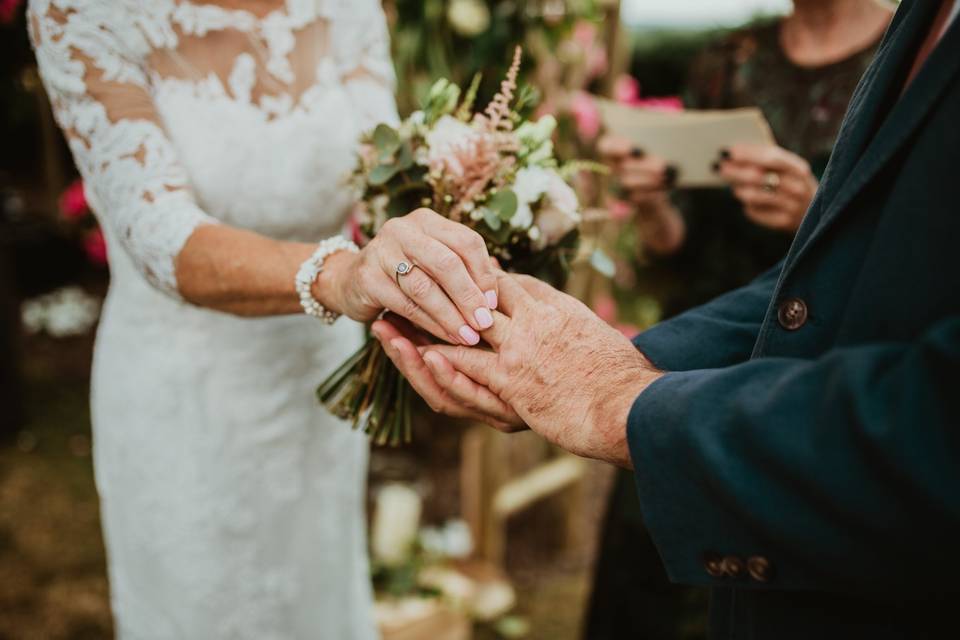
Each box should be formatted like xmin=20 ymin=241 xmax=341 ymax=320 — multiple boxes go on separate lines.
xmin=395 ymin=261 xmax=417 ymax=287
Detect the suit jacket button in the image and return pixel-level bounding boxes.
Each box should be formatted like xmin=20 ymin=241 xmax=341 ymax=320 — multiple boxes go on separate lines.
xmin=703 ymin=552 xmax=725 ymax=578
xmin=747 ymin=556 xmax=775 ymax=583
xmin=777 ymin=297 xmax=808 ymax=331
xmin=722 ymin=555 xmax=745 ymax=578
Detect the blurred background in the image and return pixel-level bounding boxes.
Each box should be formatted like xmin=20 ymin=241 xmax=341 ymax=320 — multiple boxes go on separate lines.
xmin=1 ymin=0 xmax=881 ymax=638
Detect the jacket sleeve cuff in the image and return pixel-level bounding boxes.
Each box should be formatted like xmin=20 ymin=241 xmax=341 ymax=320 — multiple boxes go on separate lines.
xmin=626 ymin=370 xmax=768 ymax=588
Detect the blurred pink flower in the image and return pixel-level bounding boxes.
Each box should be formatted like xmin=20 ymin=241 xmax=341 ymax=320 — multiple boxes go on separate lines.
xmin=572 ymin=20 xmax=597 ymax=49
xmin=615 ymin=323 xmax=641 ymax=338
xmin=587 ymin=47 xmax=609 ymax=80
xmin=0 ymin=0 xmax=22 ymax=24
xmin=606 ymin=197 xmax=633 ymax=222
xmin=570 ymin=92 xmax=600 ymax=141
xmin=84 ymin=228 xmax=108 ymax=266
xmin=614 ymin=75 xmax=642 ymax=105
xmin=347 ymin=209 xmax=367 ymax=246
xmin=635 ymin=96 xmax=684 ymax=112
xmin=571 ymin=20 xmax=608 ymax=78
xmin=614 ymin=75 xmax=684 ymax=112
xmin=59 ymin=179 xmax=89 ymax=221
xmin=592 ymin=295 xmax=618 ymax=323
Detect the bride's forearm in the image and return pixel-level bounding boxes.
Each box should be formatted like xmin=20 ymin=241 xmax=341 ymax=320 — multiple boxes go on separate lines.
xmin=174 ymin=224 xmax=353 ymax=317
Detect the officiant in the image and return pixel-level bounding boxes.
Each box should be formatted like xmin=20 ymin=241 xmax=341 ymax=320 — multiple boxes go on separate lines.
xmin=376 ymin=1 xmax=960 ymax=637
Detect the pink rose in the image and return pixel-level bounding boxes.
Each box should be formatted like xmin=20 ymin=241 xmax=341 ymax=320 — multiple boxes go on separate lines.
xmin=60 ymin=179 xmax=89 ymax=221
xmin=0 ymin=0 xmax=22 ymax=24
xmin=83 ymin=228 xmax=108 ymax=266
xmin=570 ymin=92 xmax=601 ymax=141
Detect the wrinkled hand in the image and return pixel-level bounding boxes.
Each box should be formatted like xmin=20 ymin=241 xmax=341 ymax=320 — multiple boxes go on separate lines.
xmin=373 ymin=273 xmax=663 ymax=468
xmin=716 ymin=143 xmax=818 ymax=233
xmin=325 ymin=208 xmax=498 ymax=345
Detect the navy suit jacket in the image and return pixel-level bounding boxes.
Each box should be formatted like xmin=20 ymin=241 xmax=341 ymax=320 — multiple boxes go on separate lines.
xmin=628 ymin=2 xmax=960 ymax=637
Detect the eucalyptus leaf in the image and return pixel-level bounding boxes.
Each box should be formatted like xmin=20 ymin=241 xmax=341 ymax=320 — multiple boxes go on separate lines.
xmin=589 ymin=248 xmax=616 ymax=278
xmin=369 ymin=163 xmax=399 ymax=186
xmin=396 ymin=142 xmax=414 ymax=171
xmin=488 ymin=189 xmax=518 ymax=222
xmin=372 ymin=124 xmax=401 ymax=158
xmin=480 ymin=207 xmax=501 ymax=231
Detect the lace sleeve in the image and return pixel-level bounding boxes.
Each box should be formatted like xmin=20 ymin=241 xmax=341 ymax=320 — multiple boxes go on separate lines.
xmin=331 ymin=0 xmax=399 ymax=128
xmin=28 ymin=0 xmax=218 ymax=299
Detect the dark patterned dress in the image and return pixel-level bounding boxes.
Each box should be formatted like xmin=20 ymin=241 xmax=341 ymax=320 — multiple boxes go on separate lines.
xmin=586 ymin=20 xmax=884 ymax=640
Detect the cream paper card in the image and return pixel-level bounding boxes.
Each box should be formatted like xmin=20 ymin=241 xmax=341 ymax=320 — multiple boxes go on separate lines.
xmin=597 ymin=99 xmax=776 ymax=188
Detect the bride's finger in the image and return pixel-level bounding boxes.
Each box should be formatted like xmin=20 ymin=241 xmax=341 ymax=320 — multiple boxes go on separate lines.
xmin=372 ymin=276 xmax=457 ymax=344
xmin=422 ymin=351 xmax=524 ymax=428
xmin=380 ymin=246 xmax=480 ymax=346
xmin=401 ymin=233 xmax=495 ymax=333
xmin=413 ymin=211 xmax=500 ymax=310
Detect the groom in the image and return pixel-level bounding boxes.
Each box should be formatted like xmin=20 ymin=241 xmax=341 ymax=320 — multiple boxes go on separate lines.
xmin=376 ymin=1 xmax=960 ymax=637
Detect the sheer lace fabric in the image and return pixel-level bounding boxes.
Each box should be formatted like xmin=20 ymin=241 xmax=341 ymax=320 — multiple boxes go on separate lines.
xmin=29 ymin=1 xmax=396 ymax=637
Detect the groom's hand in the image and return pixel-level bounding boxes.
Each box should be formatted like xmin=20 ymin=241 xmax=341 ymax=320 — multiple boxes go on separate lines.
xmin=374 ymin=274 xmax=663 ymax=468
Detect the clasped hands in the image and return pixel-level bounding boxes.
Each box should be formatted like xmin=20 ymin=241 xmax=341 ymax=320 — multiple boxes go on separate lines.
xmin=371 ymin=271 xmax=663 ymax=469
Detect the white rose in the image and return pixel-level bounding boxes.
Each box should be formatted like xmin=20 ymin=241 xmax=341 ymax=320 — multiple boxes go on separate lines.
xmin=447 ymin=0 xmax=491 ymax=37
xmin=535 ymin=171 xmax=582 ymax=247
xmin=509 ymin=202 xmax=534 ymax=229
xmin=509 ymin=166 xmax=552 ymax=228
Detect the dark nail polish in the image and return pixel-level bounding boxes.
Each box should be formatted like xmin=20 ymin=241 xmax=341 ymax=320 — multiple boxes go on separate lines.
xmin=664 ymin=165 xmax=679 ymax=187
xmin=719 ymin=148 xmax=731 ymax=160
xmin=630 ymin=147 xmax=645 ymax=158
xmin=711 ymin=161 xmax=720 ymax=173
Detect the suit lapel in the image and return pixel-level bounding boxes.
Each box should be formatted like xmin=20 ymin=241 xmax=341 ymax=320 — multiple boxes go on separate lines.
xmin=786 ymin=1 xmax=960 ymax=270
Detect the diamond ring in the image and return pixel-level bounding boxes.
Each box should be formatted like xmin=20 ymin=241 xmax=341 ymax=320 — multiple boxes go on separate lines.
xmin=395 ymin=261 xmax=417 ymax=287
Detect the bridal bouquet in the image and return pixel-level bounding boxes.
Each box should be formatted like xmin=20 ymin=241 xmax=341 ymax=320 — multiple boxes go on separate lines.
xmin=318 ymin=49 xmax=587 ymax=444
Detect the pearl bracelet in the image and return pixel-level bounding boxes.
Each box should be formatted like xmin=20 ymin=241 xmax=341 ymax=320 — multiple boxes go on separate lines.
xmin=295 ymin=236 xmax=359 ymax=324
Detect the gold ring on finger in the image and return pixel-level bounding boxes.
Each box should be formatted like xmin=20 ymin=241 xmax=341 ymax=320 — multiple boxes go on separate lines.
xmin=762 ymin=171 xmax=781 ymax=193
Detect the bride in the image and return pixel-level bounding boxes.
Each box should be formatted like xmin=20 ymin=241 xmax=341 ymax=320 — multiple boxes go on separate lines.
xmin=28 ymin=0 xmax=499 ymax=637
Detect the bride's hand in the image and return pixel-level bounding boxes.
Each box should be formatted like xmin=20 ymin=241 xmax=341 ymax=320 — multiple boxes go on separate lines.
xmin=320 ymin=208 xmax=498 ymax=345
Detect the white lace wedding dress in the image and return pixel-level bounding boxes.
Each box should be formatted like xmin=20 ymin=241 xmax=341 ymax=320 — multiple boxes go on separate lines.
xmin=29 ymin=1 xmax=398 ymax=637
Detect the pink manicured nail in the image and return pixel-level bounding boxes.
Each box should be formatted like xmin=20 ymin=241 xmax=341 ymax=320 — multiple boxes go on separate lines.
xmin=474 ymin=307 xmax=494 ymax=330
xmin=485 ymin=290 xmax=498 ymax=309
xmin=459 ymin=325 xmax=480 ymax=345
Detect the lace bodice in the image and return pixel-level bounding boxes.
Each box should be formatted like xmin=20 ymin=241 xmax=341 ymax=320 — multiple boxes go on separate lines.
xmin=29 ymin=0 xmax=398 ymax=298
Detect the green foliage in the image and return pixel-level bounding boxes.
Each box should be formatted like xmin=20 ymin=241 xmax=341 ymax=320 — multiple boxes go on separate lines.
xmin=422 ymin=78 xmax=462 ymax=124
xmin=390 ymin=0 xmax=605 ymax=115
xmin=486 ymin=189 xmax=518 ymax=222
